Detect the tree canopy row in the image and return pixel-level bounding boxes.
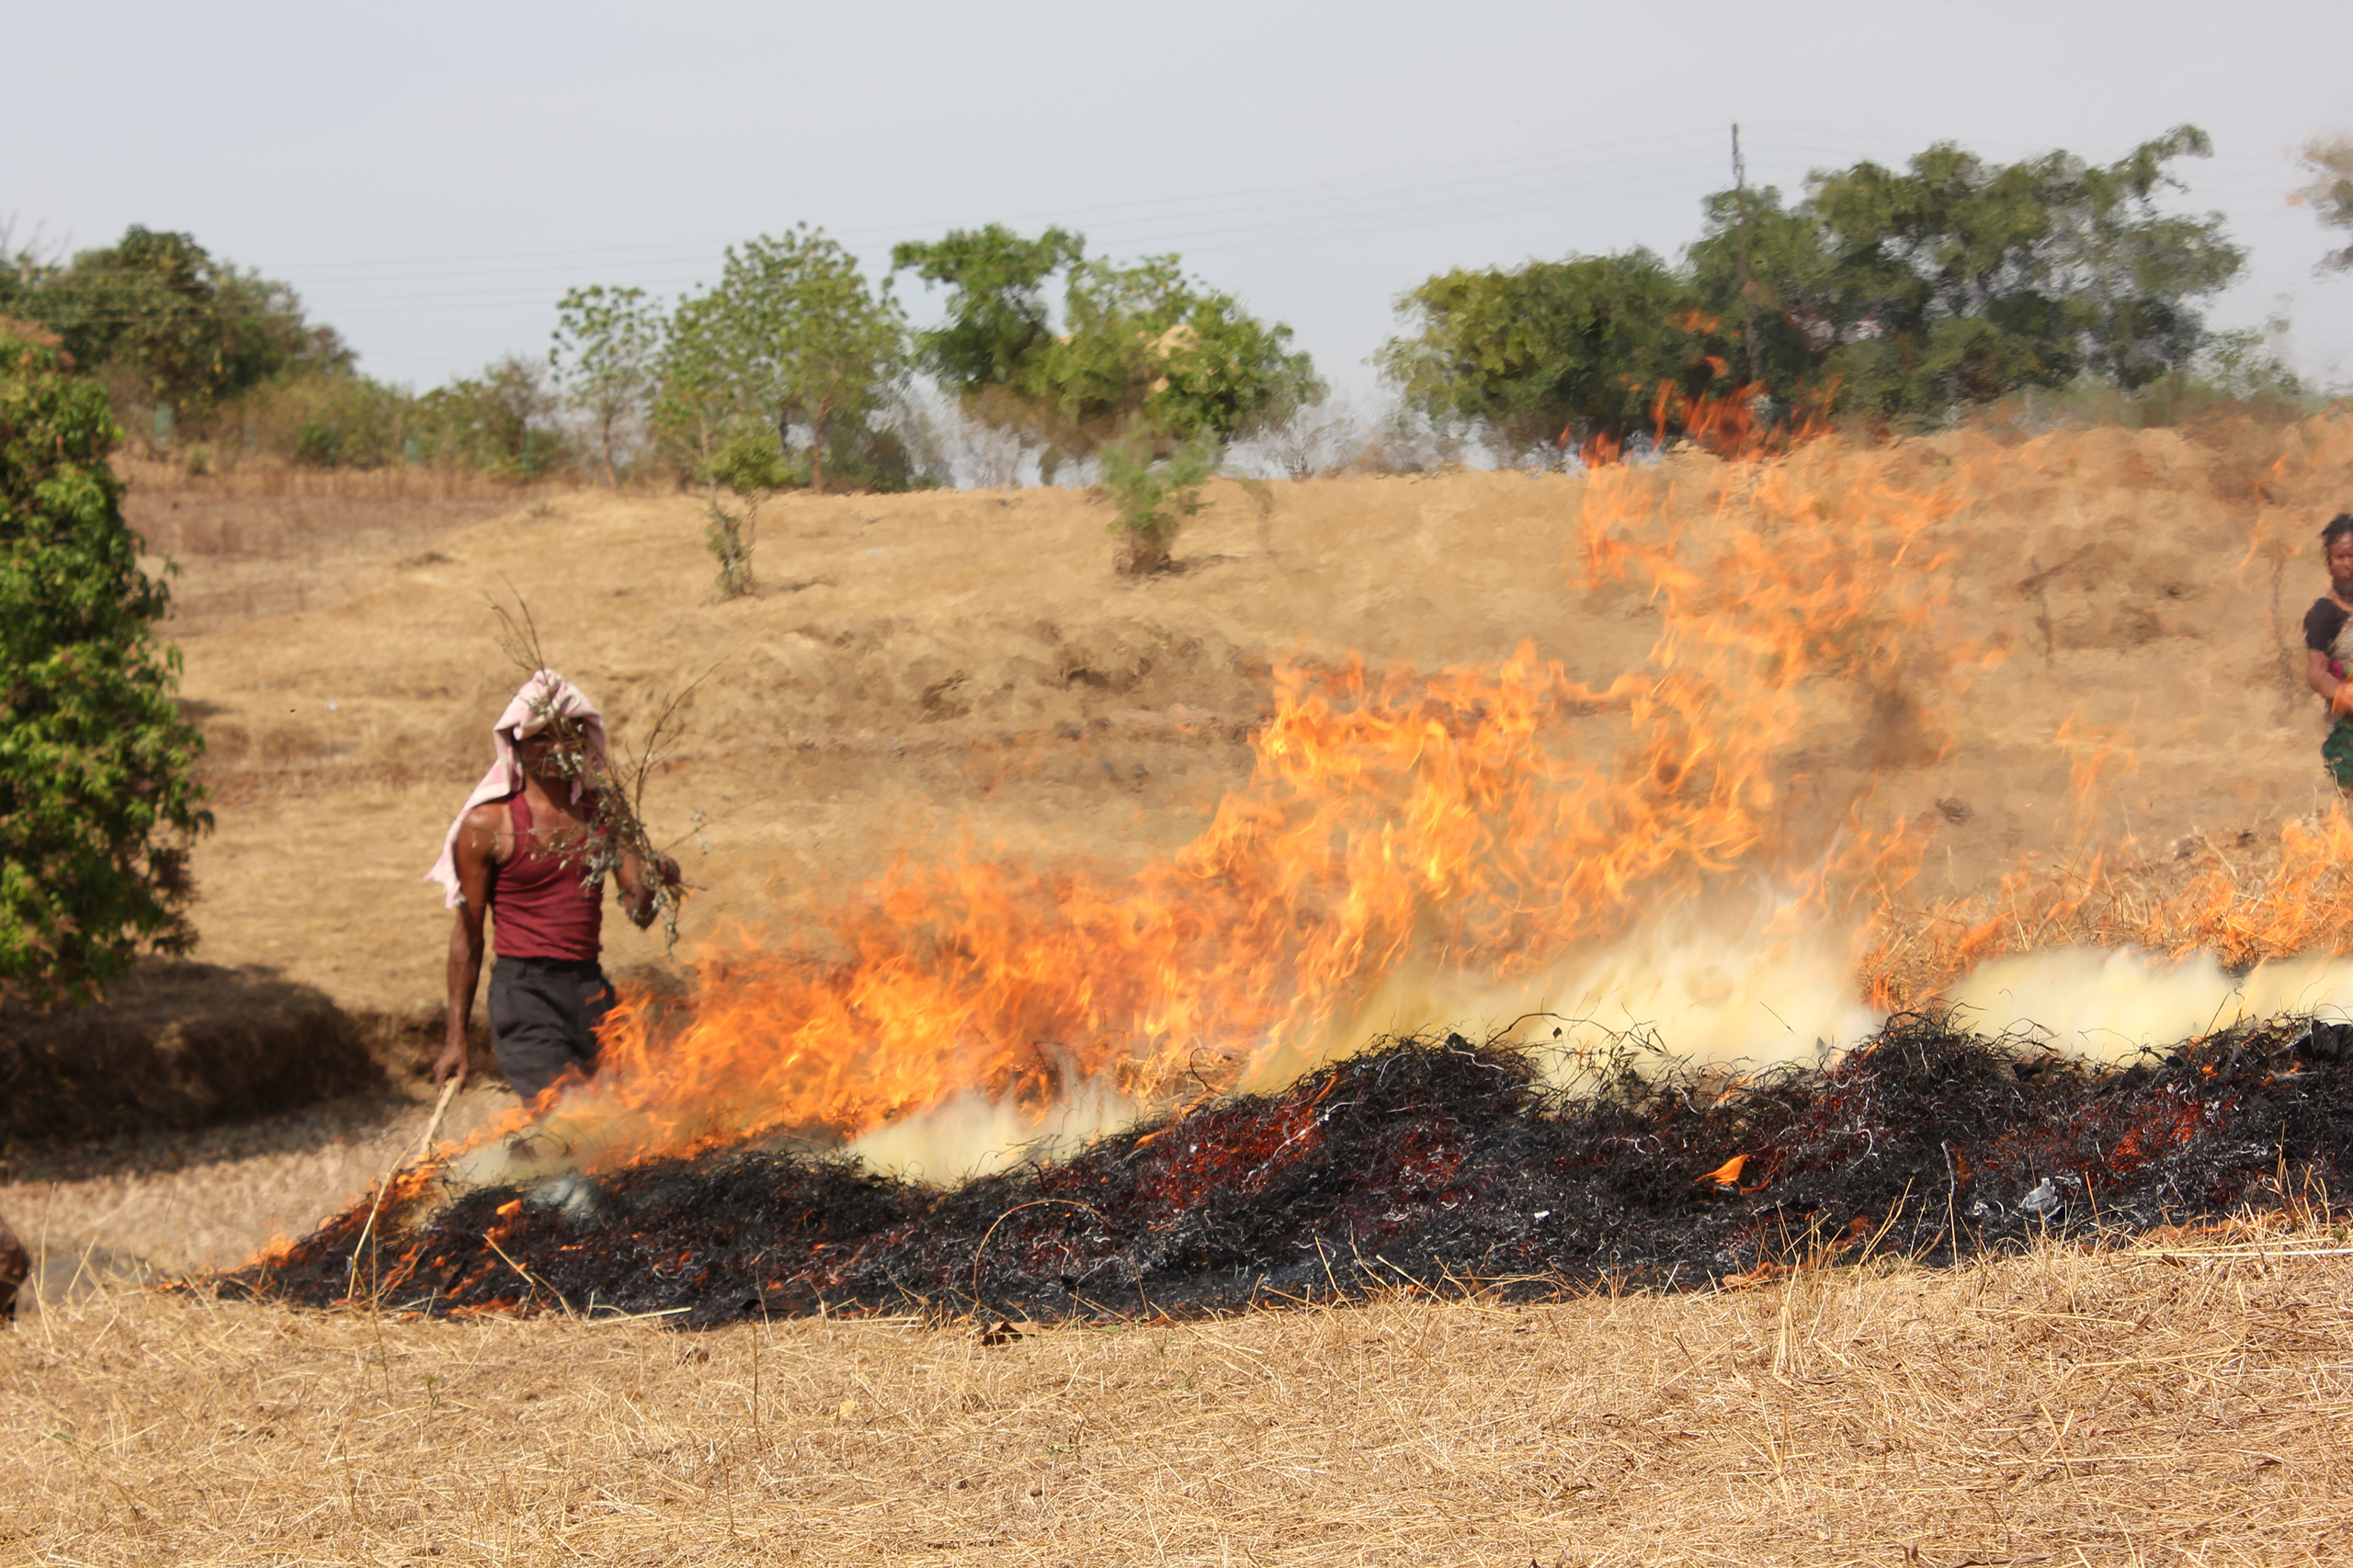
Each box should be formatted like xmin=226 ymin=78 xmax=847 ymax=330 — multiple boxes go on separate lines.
xmin=1384 ymin=126 xmax=2311 ymax=458
xmin=0 ymin=123 xmax=2335 ymax=499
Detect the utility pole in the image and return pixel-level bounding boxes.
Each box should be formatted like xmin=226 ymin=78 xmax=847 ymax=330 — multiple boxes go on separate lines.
xmin=1733 ymin=122 xmax=1760 ymax=389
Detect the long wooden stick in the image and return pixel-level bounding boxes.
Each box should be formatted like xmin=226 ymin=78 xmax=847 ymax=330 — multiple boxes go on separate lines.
xmin=348 ymin=1075 xmax=461 ymax=1299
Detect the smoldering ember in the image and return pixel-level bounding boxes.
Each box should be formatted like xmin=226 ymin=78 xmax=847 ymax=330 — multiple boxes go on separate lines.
xmin=221 ymin=1014 xmax=2353 ymax=1328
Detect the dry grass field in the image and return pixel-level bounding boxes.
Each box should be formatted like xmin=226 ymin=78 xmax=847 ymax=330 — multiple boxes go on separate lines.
xmin=10 ymin=416 xmax=2353 ymax=1562
xmin=95 ymin=414 xmax=2353 ymax=1033
xmin=6 ymin=1226 xmax=2349 ymax=1564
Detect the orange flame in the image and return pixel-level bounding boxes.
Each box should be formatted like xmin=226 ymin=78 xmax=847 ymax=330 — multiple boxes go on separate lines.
xmin=1576 ymin=365 xmax=1836 ymax=469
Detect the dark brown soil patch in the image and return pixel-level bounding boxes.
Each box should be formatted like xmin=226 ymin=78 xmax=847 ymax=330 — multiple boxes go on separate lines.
xmin=0 ymin=959 xmax=383 ymax=1147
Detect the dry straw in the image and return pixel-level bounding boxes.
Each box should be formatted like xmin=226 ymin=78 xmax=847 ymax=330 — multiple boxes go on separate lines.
xmin=6 ymin=1222 xmax=2352 ymax=1564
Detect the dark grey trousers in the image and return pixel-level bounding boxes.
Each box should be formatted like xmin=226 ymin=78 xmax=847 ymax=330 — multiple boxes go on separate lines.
xmin=488 ymin=956 xmax=615 ymax=1104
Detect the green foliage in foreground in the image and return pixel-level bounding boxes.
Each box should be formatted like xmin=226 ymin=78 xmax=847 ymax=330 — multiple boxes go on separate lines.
xmin=0 ymin=323 xmax=210 ymax=1006
xmin=1384 ymin=126 xmax=2263 ymax=453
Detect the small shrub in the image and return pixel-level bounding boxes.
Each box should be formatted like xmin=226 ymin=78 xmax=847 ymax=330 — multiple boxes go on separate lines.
xmin=1097 ymin=431 xmax=1220 ymax=575
xmin=293 ymin=415 xmax=343 ymax=468
xmin=704 ymin=427 xmax=791 ymax=597
xmin=705 ymin=502 xmax=755 ymax=597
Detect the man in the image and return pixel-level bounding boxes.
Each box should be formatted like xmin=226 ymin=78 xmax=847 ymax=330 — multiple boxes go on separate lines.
xmin=427 ymin=670 xmax=677 ymax=1102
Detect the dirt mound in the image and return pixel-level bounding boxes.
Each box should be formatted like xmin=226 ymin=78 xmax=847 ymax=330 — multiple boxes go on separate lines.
xmin=0 ymin=960 xmax=380 ymax=1145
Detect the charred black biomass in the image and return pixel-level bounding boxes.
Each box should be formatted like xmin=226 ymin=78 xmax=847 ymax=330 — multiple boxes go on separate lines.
xmin=222 ymin=1015 xmax=2353 ymax=1327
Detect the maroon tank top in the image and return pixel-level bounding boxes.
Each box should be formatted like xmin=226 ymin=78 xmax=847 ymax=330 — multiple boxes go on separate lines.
xmin=489 ymin=791 xmax=605 ymax=961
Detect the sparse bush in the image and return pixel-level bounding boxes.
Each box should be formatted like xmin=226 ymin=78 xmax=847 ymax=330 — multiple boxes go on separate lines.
xmin=889 ymin=388 xmax=1027 ymax=487
xmin=199 ymin=368 xmax=412 ymax=470
xmin=1226 ymin=393 xmax=1380 ymax=480
xmin=703 ymin=427 xmax=791 ymax=597
xmin=415 ymin=354 xmax=568 ymax=478
xmin=1097 ymin=430 xmax=1219 ymax=574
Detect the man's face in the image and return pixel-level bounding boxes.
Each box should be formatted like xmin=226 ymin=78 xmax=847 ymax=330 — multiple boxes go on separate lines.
xmin=514 ymin=726 xmax=573 ymax=783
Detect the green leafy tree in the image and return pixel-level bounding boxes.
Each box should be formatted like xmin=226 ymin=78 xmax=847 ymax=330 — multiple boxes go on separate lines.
xmin=551 ymin=285 xmax=665 ymax=485
xmin=892 ymin=223 xmax=1082 ymax=398
xmin=0 ymin=321 xmax=210 ymax=1006
xmin=1386 ymin=127 xmax=2246 ymax=449
xmin=1377 ymin=250 xmax=1714 ymax=452
xmin=1687 ymin=126 xmax=2243 ymax=416
xmin=651 ymin=292 xmax=790 ymax=591
xmin=1040 ymin=254 xmax=1323 ymax=457
xmin=649 ymin=288 xmax=748 ymax=479
xmin=22 ymin=226 xmax=344 ymax=417
xmin=650 ymin=232 xmax=914 ymax=583
xmin=415 ymin=354 xmax=565 ymax=478
xmin=674 ymin=226 xmax=906 ymax=495
xmin=893 ymin=229 xmax=1322 ymax=477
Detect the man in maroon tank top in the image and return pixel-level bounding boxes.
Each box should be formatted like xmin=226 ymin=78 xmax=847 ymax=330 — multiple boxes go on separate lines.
xmin=426 ymin=674 xmax=676 ymax=1103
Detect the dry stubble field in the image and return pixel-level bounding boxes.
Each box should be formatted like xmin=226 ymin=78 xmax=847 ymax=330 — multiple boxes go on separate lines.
xmin=10 ymin=1229 xmax=2352 ymax=1564
xmin=8 ymin=417 xmax=2353 ymax=1562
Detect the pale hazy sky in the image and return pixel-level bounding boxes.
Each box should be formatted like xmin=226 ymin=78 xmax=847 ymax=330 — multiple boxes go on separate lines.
xmin=13 ymin=0 xmax=2353 ymax=397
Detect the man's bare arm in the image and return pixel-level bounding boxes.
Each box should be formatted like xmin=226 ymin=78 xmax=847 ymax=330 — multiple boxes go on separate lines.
xmin=433 ymin=806 xmax=500 ymax=1086
xmin=615 ymin=847 xmax=683 ymax=931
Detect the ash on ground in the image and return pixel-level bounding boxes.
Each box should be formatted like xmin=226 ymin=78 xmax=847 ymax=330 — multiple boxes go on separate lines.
xmin=220 ymin=1016 xmax=2353 ymax=1327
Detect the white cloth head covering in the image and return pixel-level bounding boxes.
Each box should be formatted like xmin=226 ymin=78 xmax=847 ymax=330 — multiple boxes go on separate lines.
xmin=425 ymin=669 xmax=608 ymax=908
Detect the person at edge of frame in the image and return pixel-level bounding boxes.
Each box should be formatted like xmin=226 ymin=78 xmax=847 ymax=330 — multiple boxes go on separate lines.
xmin=0 ymin=1207 xmax=26 ymax=1324
xmin=423 ymin=669 xmax=679 ymax=1105
xmin=2306 ymin=513 xmax=2353 ymax=790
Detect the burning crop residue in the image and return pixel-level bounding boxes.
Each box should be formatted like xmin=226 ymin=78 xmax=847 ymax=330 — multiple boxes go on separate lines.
xmin=227 ymin=1017 xmax=2353 ymax=1325
xmin=211 ymin=415 xmax=2353 ymax=1327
